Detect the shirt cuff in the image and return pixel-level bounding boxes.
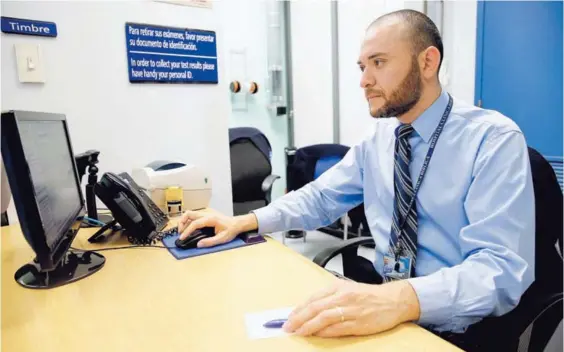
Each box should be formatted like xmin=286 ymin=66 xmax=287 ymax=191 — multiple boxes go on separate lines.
xmin=250 ymin=206 xmax=280 ymax=234
xmin=407 ymin=271 xmax=453 ymax=329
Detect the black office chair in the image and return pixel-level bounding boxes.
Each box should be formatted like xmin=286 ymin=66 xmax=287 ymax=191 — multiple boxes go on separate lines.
xmin=228 ymin=127 xmax=280 ymax=216
xmin=284 ymin=144 xmax=372 ymax=242
xmin=546 ymin=156 xmax=563 ymax=193
xmin=313 ymin=146 xmax=563 ymax=351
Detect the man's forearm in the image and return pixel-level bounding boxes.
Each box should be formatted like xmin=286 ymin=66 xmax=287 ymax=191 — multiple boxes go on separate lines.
xmin=251 ymin=185 xmax=323 ymax=234
xmin=252 ymin=144 xmax=365 ymax=234
xmin=252 ymin=182 xmax=364 ymax=234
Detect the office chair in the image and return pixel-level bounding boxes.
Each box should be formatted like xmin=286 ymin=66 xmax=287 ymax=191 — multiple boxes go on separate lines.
xmin=284 ymin=144 xmax=371 ymax=243
xmin=228 ymin=127 xmax=280 ymax=216
xmin=546 ymin=156 xmax=563 ymax=193
xmin=313 ymin=146 xmax=563 ymax=351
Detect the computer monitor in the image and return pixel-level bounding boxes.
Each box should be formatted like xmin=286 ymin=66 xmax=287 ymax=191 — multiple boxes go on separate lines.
xmin=1 ymin=110 xmax=105 ymax=289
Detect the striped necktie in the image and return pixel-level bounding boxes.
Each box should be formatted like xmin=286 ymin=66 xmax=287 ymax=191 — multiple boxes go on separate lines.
xmin=385 ymin=123 xmax=418 ymax=281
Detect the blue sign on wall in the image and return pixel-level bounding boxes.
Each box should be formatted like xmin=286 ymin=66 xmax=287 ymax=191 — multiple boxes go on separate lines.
xmin=1 ymin=16 xmax=57 ymax=37
xmin=125 ymin=22 xmax=218 ymax=84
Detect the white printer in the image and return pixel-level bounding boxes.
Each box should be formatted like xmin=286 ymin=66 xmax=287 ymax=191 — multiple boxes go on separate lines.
xmin=131 ymin=160 xmax=212 ymax=214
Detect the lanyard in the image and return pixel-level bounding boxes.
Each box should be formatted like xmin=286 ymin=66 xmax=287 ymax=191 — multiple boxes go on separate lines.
xmin=396 ymin=94 xmax=454 ymax=240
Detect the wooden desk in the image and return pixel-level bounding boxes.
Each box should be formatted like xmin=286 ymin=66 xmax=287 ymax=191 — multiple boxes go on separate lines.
xmin=1 ymin=224 xmax=461 ymax=352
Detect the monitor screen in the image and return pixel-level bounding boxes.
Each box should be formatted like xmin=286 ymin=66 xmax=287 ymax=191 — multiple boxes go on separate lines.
xmin=18 ymin=120 xmax=82 ymax=249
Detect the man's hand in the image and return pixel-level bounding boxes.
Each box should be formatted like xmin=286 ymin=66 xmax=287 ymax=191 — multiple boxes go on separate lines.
xmin=283 ymin=279 xmax=420 ymax=338
xmin=177 ymin=210 xmax=258 ymax=248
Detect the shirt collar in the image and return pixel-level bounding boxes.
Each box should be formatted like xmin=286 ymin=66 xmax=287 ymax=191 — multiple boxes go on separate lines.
xmin=410 ymin=89 xmax=450 ymax=143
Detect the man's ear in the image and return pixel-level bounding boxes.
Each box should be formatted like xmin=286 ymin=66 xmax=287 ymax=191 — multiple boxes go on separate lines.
xmin=420 ymin=46 xmax=441 ymax=80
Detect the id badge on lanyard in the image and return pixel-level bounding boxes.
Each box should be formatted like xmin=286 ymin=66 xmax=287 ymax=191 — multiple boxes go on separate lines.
xmin=384 ymin=94 xmax=453 ymax=280
xmin=383 ymin=253 xmax=413 ymax=280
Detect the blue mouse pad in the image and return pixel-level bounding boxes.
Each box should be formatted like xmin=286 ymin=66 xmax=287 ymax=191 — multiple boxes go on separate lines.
xmin=162 ymin=233 xmax=253 ymax=260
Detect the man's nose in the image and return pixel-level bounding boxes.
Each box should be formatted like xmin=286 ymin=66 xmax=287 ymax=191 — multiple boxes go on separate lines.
xmin=360 ymin=70 xmax=375 ymax=89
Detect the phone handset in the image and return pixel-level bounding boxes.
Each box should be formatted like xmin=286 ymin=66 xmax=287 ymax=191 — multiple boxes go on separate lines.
xmin=104 ymin=172 xmax=150 ymax=224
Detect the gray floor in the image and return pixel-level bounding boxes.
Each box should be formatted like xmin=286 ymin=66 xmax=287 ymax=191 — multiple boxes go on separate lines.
xmin=269 ymin=230 xmax=563 ymax=352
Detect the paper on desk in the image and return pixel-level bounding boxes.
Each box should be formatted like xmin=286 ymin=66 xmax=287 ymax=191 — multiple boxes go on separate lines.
xmin=244 ymin=307 xmax=294 ymax=340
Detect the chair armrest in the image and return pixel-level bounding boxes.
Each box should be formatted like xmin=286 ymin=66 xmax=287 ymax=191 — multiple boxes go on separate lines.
xmin=261 ymin=174 xmax=280 ymax=193
xmin=313 ymin=237 xmax=375 ymax=268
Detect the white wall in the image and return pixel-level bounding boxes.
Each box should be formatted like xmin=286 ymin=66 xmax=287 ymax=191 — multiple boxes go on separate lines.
xmin=338 ymin=0 xmax=385 ymax=148
xmin=290 ymin=0 xmax=334 ymax=148
xmin=1 ymin=0 xmax=234 ymax=221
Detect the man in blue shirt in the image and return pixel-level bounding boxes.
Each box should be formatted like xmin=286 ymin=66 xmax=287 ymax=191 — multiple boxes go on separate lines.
xmin=178 ymin=9 xmax=535 ymax=347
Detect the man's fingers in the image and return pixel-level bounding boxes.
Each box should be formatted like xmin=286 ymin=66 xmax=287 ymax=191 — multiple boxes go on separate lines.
xmin=178 ymin=211 xmax=205 ymax=232
xmin=286 ymin=283 xmax=340 ymax=321
xmin=179 ymin=217 xmax=212 ymax=240
xmin=177 ymin=219 xmax=192 ymax=233
xmin=283 ymin=293 xmax=339 ymax=333
xmin=290 ymin=284 xmax=339 ymax=316
xmin=197 ymin=231 xmax=232 ymax=248
xmin=294 ymin=306 xmax=350 ymax=336
xmin=314 ymin=321 xmax=357 ymax=338
xmin=184 ymin=210 xmax=206 ymax=220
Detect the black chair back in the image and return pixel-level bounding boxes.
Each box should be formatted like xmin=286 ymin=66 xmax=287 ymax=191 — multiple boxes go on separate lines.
xmin=528 ymin=147 xmax=563 ymax=293
xmin=230 ymin=140 xmax=271 ymax=201
xmin=229 ymin=128 xmax=275 ymax=216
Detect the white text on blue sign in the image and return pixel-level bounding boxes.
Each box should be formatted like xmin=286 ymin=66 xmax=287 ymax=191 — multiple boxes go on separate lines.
xmin=125 ymin=23 xmax=218 ymax=84
xmin=1 ymin=16 xmax=57 ymax=37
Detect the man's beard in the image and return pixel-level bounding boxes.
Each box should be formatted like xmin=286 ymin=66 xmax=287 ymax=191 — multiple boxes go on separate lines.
xmin=370 ymin=57 xmax=423 ymax=119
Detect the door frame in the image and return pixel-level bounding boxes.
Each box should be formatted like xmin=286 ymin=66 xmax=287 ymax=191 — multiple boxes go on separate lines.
xmin=474 ymin=0 xmax=486 ymax=107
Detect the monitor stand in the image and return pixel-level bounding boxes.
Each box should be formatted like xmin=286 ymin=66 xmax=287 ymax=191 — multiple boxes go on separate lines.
xmin=14 ymin=249 xmax=105 ymax=289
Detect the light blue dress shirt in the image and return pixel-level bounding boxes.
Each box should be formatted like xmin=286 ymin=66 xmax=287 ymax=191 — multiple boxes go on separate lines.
xmin=253 ymin=89 xmax=535 ymax=333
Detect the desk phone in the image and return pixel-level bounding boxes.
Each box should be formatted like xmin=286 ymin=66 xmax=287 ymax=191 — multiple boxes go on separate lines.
xmin=93 ymin=172 xmax=168 ymax=244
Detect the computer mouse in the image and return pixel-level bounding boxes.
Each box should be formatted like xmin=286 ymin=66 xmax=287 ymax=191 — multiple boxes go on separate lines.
xmin=175 ymin=227 xmax=215 ymax=249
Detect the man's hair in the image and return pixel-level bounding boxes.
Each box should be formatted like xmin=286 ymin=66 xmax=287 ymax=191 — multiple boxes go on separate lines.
xmin=369 ymin=9 xmax=444 ymax=73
